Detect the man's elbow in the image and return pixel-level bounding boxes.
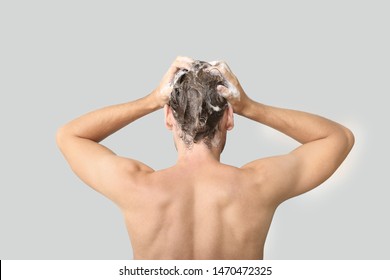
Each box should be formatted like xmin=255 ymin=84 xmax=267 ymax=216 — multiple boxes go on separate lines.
xmin=342 ymin=126 xmax=355 ymax=153
xmin=56 ymin=125 xmax=70 ymax=151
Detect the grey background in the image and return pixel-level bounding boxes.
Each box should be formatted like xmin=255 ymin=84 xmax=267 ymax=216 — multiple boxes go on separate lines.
xmin=1 ymin=0 xmax=389 ymax=259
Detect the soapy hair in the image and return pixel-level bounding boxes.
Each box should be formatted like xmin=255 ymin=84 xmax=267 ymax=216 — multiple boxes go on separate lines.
xmin=168 ymin=60 xmax=228 ymax=148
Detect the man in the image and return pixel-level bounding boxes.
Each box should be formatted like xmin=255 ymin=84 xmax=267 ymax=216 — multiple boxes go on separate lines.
xmin=56 ymin=56 xmax=354 ymax=259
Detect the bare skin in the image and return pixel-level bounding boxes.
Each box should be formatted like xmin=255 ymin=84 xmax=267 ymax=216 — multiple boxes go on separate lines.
xmin=56 ymin=56 xmax=354 ymax=259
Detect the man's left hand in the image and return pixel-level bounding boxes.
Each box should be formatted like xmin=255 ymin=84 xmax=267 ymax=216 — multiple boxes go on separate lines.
xmin=153 ymin=56 xmax=194 ymax=108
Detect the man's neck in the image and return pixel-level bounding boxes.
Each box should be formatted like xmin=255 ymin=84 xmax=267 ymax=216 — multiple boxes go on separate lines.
xmin=176 ymin=142 xmax=221 ymax=166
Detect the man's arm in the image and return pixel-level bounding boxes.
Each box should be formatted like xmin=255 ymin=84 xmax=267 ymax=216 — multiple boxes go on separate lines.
xmin=56 ymin=95 xmax=159 ymax=204
xmin=241 ymin=101 xmax=354 ymax=203
xmin=56 ymin=56 xmax=193 ymax=205
xmin=213 ymin=61 xmax=355 ymax=204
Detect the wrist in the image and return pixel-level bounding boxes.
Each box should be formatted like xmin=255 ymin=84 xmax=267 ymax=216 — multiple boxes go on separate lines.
xmin=146 ymin=90 xmax=165 ymax=111
xmin=239 ymin=98 xmax=264 ymax=120
xmin=233 ymin=95 xmax=252 ymax=116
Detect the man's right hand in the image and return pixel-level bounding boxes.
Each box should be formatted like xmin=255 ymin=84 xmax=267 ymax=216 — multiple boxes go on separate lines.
xmin=209 ymin=61 xmax=251 ymax=115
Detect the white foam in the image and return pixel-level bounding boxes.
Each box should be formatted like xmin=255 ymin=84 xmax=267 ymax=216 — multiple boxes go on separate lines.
xmin=226 ymin=82 xmax=240 ymax=99
xmin=209 ymin=104 xmax=221 ymax=112
xmin=172 ymin=69 xmax=187 ymax=86
xmin=160 ymin=83 xmax=172 ymax=98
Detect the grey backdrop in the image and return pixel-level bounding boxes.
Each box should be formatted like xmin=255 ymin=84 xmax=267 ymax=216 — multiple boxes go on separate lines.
xmin=1 ymin=0 xmax=389 ymax=259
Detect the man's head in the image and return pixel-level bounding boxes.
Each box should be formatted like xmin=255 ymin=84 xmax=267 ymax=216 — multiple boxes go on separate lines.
xmin=165 ymin=60 xmax=234 ymax=152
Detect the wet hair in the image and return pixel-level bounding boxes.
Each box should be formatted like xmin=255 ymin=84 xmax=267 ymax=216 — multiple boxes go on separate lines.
xmin=168 ymin=60 xmax=228 ymax=148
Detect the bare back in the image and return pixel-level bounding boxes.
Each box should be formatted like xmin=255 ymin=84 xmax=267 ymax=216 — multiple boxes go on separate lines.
xmin=121 ymin=163 xmax=276 ymax=260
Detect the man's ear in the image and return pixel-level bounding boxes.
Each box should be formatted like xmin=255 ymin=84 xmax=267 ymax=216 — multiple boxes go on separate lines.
xmin=226 ymin=105 xmax=234 ymax=131
xmin=164 ymin=104 xmax=174 ymax=130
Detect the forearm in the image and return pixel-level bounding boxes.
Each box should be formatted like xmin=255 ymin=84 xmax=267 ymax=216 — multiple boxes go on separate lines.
xmin=58 ymin=91 xmax=160 ymax=143
xmin=241 ymin=99 xmax=352 ymax=144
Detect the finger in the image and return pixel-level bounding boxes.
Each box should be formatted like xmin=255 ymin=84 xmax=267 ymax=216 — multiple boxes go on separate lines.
xmin=174 ymin=62 xmax=192 ymax=72
xmin=207 ymin=66 xmax=223 ymax=77
xmin=167 ymin=58 xmax=194 ymax=82
xmin=176 ymin=56 xmax=194 ymax=63
xmin=217 ymin=85 xmax=232 ymax=99
xmin=174 ymin=56 xmax=194 ymax=69
xmin=209 ymin=65 xmax=231 ymax=80
xmin=220 ymin=61 xmax=232 ymax=72
xmin=172 ymin=68 xmax=188 ymax=85
xmin=167 ymin=62 xmax=190 ymax=77
xmin=215 ymin=62 xmax=233 ymax=75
